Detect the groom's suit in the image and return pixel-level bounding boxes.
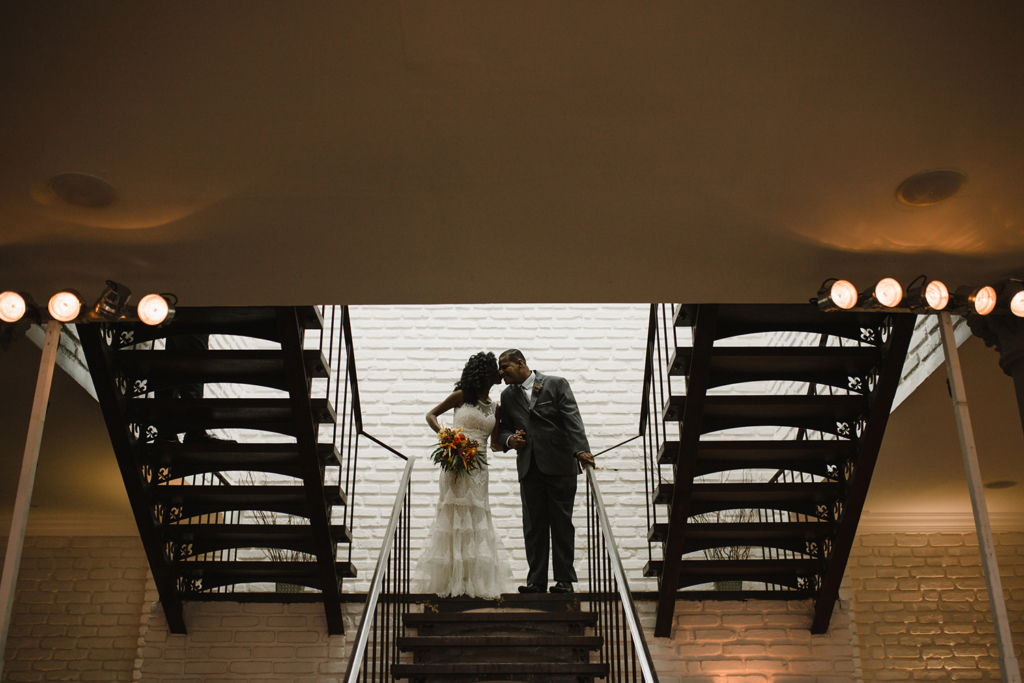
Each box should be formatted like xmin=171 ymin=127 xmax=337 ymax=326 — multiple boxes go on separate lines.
xmin=498 ymin=371 xmax=591 ymax=587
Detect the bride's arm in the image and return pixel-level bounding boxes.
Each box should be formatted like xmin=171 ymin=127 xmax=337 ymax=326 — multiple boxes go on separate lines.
xmin=489 ymin=403 xmax=501 ymax=452
xmin=426 ymin=390 xmax=464 ymax=434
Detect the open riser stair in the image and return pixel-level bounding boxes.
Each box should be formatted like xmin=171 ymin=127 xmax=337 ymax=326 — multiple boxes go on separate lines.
xmin=78 ymin=306 xmax=357 ymax=634
xmin=643 ymin=303 xmax=915 ymax=636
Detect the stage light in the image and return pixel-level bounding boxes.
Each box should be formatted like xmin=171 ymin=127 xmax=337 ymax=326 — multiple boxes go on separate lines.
xmin=905 ymin=278 xmax=949 ymax=311
xmin=0 ymin=291 xmax=27 ymax=323
xmin=817 ymin=279 xmax=858 ymax=311
xmin=1001 ymin=281 xmax=1024 ymax=318
xmin=137 ymin=294 xmax=174 ymax=326
xmin=872 ymin=278 xmax=903 ymax=308
xmin=48 ymin=290 xmax=83 ymax=322
xmin=91 ymin=281 xmax=131 ymax=321
xmin=954 ymin=285 xmax=997 ymax=316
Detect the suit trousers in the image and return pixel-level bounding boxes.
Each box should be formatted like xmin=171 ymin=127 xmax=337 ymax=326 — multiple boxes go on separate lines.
xmin=520 ymin=460 xmax=578 ymax=587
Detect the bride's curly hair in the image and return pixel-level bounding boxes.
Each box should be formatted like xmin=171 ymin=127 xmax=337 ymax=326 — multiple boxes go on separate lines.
xmin=455 ymin=352 xmax=498 ymax=405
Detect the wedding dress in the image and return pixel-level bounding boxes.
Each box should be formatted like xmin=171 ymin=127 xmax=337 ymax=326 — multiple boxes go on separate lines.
xmin=414 ymin=400 xmax=514 ymax=598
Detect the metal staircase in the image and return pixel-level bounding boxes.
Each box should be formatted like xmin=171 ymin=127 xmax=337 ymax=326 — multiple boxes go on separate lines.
xmin=641 ymin=304 xmax=915 ymax=636
xmin=78 ymin=306 xmax=359 ymax=634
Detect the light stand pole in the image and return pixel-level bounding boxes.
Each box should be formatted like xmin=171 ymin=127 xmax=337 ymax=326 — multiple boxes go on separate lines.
xmin=939 ymin=312 xmax=1021 ymax=683
xmin=0 ymin=320 xmax=62 ymax=680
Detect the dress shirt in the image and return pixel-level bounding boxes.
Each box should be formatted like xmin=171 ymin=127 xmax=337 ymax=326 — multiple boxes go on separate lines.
xmin=506 ymin=372 xmax=536 ymax=448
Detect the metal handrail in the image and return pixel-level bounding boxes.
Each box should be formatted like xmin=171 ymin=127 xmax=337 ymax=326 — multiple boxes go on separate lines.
xmin=585 ymin=464 xmax=660 ymax=683
xmin=343 ymin=456 xmax=416 ymax=683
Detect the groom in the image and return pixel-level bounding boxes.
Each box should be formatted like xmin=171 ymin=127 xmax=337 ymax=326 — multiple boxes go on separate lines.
xmin=497 ymin=349 xmax=595 ymax=594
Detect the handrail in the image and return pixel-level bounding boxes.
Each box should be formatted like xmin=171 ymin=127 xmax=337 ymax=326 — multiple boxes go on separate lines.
xmin=638 ymin=303 xmax=659 ymax=434
xmin=585 ymin=464 xmax=660 ymax=683
xmin=343 ymin=456 xmax=416 ymax=683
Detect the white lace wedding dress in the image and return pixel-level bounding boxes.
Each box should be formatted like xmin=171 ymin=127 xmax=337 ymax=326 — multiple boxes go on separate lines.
xmin=414 ymin=400 xmax=514 ymax=598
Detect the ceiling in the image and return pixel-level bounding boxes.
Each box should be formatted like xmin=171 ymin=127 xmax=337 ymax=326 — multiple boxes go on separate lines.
xmin=1 ymin=2 xmax=1023 ymax=306
xmin=1 ymin=3 xmax=1022 ymax=527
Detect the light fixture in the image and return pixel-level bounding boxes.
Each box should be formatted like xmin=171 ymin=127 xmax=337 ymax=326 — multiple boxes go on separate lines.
xmin=48 ymin=290 xmax=83 ymax=322
xmin=1001 ymin=281 xmax=1024 ymax=318
xmin=817 ymin=279 xmax=858 ymax=311
xmin=91 ymin=281 xmax=131 ymax=321
xmin=953 ymin=285 xmax=997 ymax=316
xmin=49 ymin=172 xmax=119 ymax=208
xmin=870 ymin=278 xmax=904 ymax=308
xmin=0 ymin=291 xmax=27 ymax=323
xmin=905 ymin=277 xmax=949 ymax=311
xmin=137 ymin=294 xmax=175 ymax=326
xmin=896 ymin=169 xmax=968 ymax=206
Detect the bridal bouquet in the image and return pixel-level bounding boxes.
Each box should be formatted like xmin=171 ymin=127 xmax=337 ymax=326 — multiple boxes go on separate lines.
xmin=431 ymin=426 xmax=486 ymax=478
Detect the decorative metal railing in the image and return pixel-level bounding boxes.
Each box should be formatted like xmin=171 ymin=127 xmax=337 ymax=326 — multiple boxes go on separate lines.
xmin=344 ymin=457 xmax=415 ymax=683
xmin=584 ymin=465 xmax=660 ymax=683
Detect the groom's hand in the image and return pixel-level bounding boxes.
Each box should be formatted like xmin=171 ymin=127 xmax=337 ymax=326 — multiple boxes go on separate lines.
xmin=509 ymin=430 xmax=527 ymax=451
xmin=576 ymin=451 xmax=595 ymax=468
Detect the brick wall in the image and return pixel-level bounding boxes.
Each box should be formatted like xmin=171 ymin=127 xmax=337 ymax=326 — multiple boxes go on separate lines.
xmin=138 ymin=601 xmax=359 ymax=682
xmin=849 ymin=531 xmax=1024 ymax=681
xmin=641 ymin=597 xmax=859 ymax=683
xmin=0 ymin=535 xmax=150 ymax=683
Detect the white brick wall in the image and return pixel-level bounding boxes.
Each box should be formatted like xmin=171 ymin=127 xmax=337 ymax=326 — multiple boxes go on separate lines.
xmin=0 ymin=536 xmax=150 ymax=683
xmin=849 ymin=531 xmax=1024 ymax=682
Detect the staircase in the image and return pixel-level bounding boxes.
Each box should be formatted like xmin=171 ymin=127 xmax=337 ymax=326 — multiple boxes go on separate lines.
xmin=643 ymin=304 xmax=915 ymax=636
xmin=393 ymin=596 xmax=608 ymax=683
xmin=78 ymin=306 xmax=356 ymax=634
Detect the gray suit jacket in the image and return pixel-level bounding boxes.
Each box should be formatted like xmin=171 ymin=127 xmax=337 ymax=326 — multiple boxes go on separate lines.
xmin=498 ymin=371 xmax=591 ymax=480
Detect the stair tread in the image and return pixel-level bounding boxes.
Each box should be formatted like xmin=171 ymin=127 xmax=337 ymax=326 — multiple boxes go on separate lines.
xmin=658 ymin=439 xmax=852 ymax=469
xmin=669 ymin=346 xmax=882 ymax=384
xmin=165 ymin=523 xmax=352 ymax=543
xmin=398 ymin=636 xmax=603 ymax=648
xmin=174 ymin=559 xmax=357 ymax=582
xmin=674 ymin=303 xmax=891 ymax=344
xmin=144 ymin=442 xmax=340 ymax=479
xmin=406 ymin=612 xmax=597 ymax=625
xmin=648 ymin=520 xmax=831 ymax=548
xmin=128 ymin=397 xmax=336 ymax=421
xmin=663 ymin=394 xmax=867 ymax=431
xmin=391 ymin=663 xmax=608 ymax=673
xmin=644 ymin=557 xmax=819 ymax=578
xmin=107 ymin=306 xmax=323 ymax=348
xmin=115 ymin=350 xmax=330 ymax=394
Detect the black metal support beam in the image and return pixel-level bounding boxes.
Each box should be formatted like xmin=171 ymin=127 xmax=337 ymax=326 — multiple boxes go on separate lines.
xmin=810 ymin=314 xmax=915 ymax=634
xmin=654 ymin=304 xmax=717 ymax=638
xmin=78 ymin=325 xmax=188 ymax=633
xmin=277 ymin=308 xmax=345 ymax=634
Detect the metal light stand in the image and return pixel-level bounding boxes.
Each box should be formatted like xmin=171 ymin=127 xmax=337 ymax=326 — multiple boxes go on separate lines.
xmin=0 ymin=320 xmax=62 ymax=679
xmin=939 ymin=312 xmax=1022 ymax=683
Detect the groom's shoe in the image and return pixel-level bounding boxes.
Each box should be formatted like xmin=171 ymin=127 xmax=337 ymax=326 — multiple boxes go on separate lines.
xmin=518 ymin=584 xmax=544 ymax=594
xmin=550 ymin=581 xmax=574 ymax=594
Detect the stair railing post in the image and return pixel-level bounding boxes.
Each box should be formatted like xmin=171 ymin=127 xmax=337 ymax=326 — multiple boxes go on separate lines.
xmin=939 ymin=312 xmax=1022 ymax=683
xmin=0 ymin=321 xmax=62 ymax=678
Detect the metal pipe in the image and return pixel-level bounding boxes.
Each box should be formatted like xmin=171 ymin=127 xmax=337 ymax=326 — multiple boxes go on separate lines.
xmin=343 ymin=456 xmax=416 ymax=683
xmin=939 ymin=312 xmax=1021 ymax=683
xmin=0 ymin=321 xmax=62 ymax=678
xmin=585 ymin=465 xmax=660 ymax=683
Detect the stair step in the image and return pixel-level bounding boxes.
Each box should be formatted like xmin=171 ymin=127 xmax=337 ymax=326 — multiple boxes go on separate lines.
xmin=174 ymin=559 xmax=356 ymax=594
xmin=143 ymin=442 xmax=340 ymax=481
xmin=127 ymin=398 xmax=336 ymax=439
xmin=644 ymin=558 xmax=819 ymax=587
xmin=114 ymin=349 xmax=329 ymax=395
xmin=663 ymin=394 xmax=867 ymax=434
xmin=406 ymin=612 xmax=597 ymax=637
xmin=108 ymin=306 xmax=324 ymax=349
xmin=669 ymin=346 xmax=881 ymax=390
xmin=398 ymin=635 xmax=602 ymax=664
xmin=674 ymin=303 xmax=891 ymax=345
xmin=647 ymin=521 xmax=830 ymax=554
xmin=390 ymin=662 xmax=608 ymax=683
xmin=150 ymin=484 xmax=347 ymax=520
xmin=657 ymin=439 xmax=852 ymax=476
xmin=398 ymin=635 xmax=603 ymax=650
xmin=164 ymin=523 xmax=352 ymax=559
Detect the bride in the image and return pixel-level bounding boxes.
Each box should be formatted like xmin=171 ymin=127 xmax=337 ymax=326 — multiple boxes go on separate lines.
xmin=414 ymin=351 xmax=514 ymax=598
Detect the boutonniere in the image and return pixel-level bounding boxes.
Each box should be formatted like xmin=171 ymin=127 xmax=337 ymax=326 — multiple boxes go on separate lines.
xmin=533 ymin=381 xmax=544 ymax=394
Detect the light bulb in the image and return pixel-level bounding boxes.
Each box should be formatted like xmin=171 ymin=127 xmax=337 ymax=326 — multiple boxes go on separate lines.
xmin=48 ymin=291 xmax=82 ymax=322
xmin=0 ymin=291 xmax=27 ymax=323
xmin=830 ymin=280 xmax=858 ymax=310
xmin=1011 ymin=290 xmax=1024 ymax=318
xmin=137 ymin=294 xmax=170 ymax=326
xmin=874 ymin=278 xmax=903 ymax=308
xmin=974 ymin=286 xmax=996 ymax=315
xmin=924 ymin=281 xmax=949 ymax=310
